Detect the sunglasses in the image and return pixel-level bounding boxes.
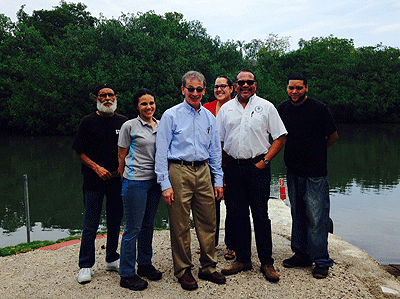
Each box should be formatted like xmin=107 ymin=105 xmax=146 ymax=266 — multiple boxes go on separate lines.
xmin=237 ymin=80 xmax=256 ymax=86
xmin=97 ymin=93 xmax=116 ymax=99
xmin=184 ymin=86 xmax=204 ymax=93
xmin=214 ymin=84 xmax=229 ymax=89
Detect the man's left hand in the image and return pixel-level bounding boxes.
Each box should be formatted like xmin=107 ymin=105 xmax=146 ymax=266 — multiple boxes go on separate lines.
xmin=215 ymin=187 xmax=223 ymax=200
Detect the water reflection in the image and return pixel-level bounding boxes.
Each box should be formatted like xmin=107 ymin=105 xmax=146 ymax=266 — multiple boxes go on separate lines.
xmin=330 ymin=182 xmax=400 ymax=264
xmin=328 ymin=123 xmax=400 ymax=191
xmin=271 ymin=123 xmax=400 ymax=264
xmin=0 ymin=135 xmax=86 ymax=236
xmin=329 ymin=124 xmax=400 ymax=264
xmin=0 ymin=134 xmax=169 ymax=247
xmin=1 ymin=124 xmax=400 ymax=264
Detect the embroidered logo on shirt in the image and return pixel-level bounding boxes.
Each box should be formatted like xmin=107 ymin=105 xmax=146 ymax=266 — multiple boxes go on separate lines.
xmin=255 ymin=106 xmax=263 ymax=113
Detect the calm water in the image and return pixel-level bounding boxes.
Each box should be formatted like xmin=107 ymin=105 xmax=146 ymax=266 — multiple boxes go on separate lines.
xmin=1 ymin=124 xmax=400 ymax=264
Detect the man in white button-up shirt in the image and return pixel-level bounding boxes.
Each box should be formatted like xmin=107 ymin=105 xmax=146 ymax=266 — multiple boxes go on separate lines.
xmin=217 ymin=69 xmax=287 ymax=282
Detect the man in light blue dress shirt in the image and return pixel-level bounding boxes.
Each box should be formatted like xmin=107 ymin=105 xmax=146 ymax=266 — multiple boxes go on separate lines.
xmin=155 ymin=71 xmax=225 ymax=290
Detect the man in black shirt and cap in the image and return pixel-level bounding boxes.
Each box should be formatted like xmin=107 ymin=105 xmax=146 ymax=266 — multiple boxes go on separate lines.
xmin=72 ymin=83 xmax=127 ymax=284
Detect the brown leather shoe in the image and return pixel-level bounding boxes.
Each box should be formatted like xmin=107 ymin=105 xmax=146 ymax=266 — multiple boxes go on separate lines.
xmin=198 ymin=271 xmax=226 ymax=284
xmin=178 ymin=268 xmax=198 ymax=291
xmin=261 ymin=265 xmax=280 ymax=282
xmin=222 ymin=261 xmax=252 ymax=276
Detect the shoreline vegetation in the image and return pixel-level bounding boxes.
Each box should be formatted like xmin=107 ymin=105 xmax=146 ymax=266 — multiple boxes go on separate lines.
xmin=0 ymin=237 xmax=81 ymax=256
xmin=1 ymin=2 xmax=400 ymax=136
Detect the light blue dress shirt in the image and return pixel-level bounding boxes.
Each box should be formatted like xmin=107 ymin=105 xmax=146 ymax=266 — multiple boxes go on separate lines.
xmin=155 ymin=100 xmax=223 ymax=191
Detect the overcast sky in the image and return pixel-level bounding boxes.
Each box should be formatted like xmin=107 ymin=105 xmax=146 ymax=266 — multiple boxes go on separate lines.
xmin=2 ymin=0 xmax=400 ymax=50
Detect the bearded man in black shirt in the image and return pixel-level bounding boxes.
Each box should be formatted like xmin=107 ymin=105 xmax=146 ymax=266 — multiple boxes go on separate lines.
xmin=72 ymin=83 xmax=127 ymax=284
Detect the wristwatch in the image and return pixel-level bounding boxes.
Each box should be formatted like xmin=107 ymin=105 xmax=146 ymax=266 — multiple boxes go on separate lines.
xmin=263 ymin=158 xmax=270 ymax=165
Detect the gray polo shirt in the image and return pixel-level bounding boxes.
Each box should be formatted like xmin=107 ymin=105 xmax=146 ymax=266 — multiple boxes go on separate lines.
xmin=118 ymin=116 xmax=159 ymax=181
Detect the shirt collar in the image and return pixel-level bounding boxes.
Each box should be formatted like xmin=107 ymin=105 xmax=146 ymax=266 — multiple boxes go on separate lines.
xmin=183 ymin=99 xmax=203 ymax=113
xmin=136 ymin=116 xmax=158 ymax=127
xmin=234 ymin=94 xmax=256 ymax=106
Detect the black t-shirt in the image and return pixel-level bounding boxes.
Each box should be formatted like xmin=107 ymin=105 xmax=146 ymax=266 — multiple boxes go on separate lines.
xmin=72 ymin=112 xmax=128 ymax=190
xmin=277 ymin=97 xmax=336 ymax=177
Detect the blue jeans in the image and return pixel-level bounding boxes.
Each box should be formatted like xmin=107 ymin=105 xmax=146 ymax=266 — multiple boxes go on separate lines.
xmin=119 ymin=178 xmax=161 ymax=278
xmin=224 ymin=157 xmax=273 ymax=266
xmin=79 ymin=180 xmax=123 ymax=268
xmin=286 ymin=168 xmax=334 ymax=268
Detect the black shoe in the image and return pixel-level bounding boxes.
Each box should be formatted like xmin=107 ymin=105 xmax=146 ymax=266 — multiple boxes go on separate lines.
xmin=137 ymin=264 xmax=162 ymax=281
xmin=120 ymin=275 xmax=148 ymax=291
xmin=312 ymin=266 xmax=329 ymax=279
xmin=283 ymin=255 xmax=312 ymax=268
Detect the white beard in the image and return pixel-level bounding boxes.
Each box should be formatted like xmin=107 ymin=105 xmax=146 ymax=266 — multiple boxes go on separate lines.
xmin=97 ymin=99 xmax=117 ymax=114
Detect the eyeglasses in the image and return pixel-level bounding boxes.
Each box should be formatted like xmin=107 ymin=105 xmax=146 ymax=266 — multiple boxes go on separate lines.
xmin=97 ymin=93 xmax=116 ymax=99
xmin=214 ymin=84 xmax=229 ymax=90
xmin=184 ymin=86 xmax=204 ymax=93
xmin=288 ymin=86 xmax=305 ymax=91
xmin=237 ymin=80 xmax=256 ymax=86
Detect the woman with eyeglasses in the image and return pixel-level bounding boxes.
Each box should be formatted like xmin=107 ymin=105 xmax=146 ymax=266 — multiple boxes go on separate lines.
xmin=203 ymin=75 xmax=236 ymax=261
xmin=117 ymin=88 xmax=162 ymax=291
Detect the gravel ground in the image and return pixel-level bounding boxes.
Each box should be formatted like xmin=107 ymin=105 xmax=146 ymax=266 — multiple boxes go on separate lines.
xmin=1 ymin=198 xmax=399 ymax=299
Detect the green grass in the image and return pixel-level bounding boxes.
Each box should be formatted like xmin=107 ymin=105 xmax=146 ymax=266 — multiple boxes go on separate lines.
xmin=0 ymin=229 xmax=169 ymax=257
xmin=0 ymin=235 xmax=82 ymax=257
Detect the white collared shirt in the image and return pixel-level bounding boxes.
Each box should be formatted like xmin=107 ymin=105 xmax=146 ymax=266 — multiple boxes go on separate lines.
xmin=217 ymin=94 xmax=287 ymax=159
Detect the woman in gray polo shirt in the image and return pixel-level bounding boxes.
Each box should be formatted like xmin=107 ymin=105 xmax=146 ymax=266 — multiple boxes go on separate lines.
xmin=117 ymin=88 xmax=162 ymax=291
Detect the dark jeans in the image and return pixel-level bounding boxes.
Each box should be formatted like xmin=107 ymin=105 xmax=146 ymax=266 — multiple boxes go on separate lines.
xmin=79 ymin=180 xmax=123 ymax=268
xmin=286 ymin=168 xmax=334 ymax=268
xmin=224 ymin=157 xmax=273 ymax=266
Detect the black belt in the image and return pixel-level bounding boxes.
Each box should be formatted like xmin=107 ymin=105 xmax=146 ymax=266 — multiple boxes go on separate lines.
xmin=227 ymin=154 xmax=264 ymax=165
xmin=168 ymin=159 xmax=207 ymax=167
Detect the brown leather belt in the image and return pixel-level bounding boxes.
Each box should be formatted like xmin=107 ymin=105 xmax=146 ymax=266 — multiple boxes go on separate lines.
xmin=168 ymin=159 xmax=207 ymax=167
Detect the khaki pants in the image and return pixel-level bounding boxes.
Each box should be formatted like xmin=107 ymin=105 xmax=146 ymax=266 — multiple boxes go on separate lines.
xmin=168 ymin=163 xmax=217 ymax=278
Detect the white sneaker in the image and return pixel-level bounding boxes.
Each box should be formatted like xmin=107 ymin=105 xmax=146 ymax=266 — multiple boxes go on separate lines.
xmin=105 ymin=259 xmax=119 ymax=272
xmin=78 ymin=268 xmax=93 ymax=284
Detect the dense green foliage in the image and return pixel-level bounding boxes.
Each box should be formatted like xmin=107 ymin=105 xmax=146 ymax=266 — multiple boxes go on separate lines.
xmin=1 ymin=2 xmax=243 ymax=135
xmin=255 ymin=35 xmax=400 ymax=123
xmin=1 ymin=2 xmax=399 ymax=135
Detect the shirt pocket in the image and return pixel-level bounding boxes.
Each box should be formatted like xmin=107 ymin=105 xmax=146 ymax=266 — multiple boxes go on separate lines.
xmin=250 ymin=112 xmax=265 ymax=127
xmin=198 ymin=126 xmax=212 ymax=146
